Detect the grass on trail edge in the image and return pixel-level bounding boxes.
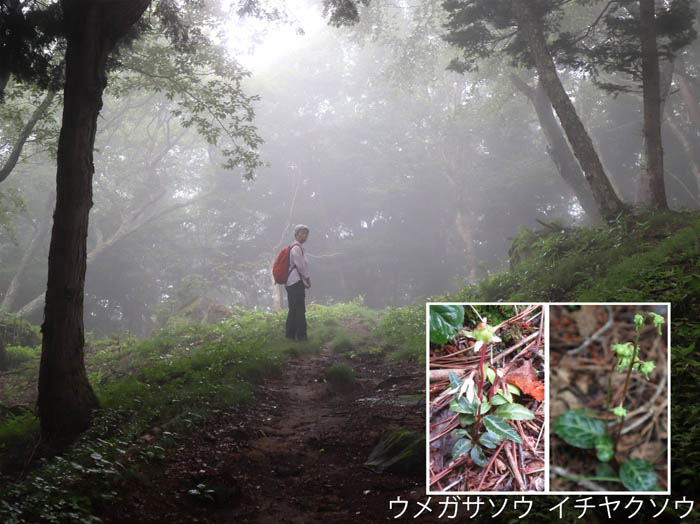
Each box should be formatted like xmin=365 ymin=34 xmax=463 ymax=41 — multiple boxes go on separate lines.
xmin=443 ymin=209 xmax=700 ymax=520
xmin=0 ymin=300 xmax=423 ymax=523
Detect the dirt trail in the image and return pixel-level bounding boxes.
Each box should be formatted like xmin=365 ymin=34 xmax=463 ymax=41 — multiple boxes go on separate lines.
xmin=101 ymin=347 xmax=426 ymax=523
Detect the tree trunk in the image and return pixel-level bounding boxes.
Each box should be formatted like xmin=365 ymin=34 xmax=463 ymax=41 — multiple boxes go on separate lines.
xmin=514 ymin=1 xmax=624 ymax=220
xmin=510 ymin=74 xmax=602 ymax=223
xmin=38 ymin=0 xmax=150 ymax=446
xmin=665 ymin=109 xmax=700 ymax=202
xmin=1 ymin=207 xmax=51 ymax=312
xmin=0 ymin=90 xmax=57 ymax=184
xmin=638 ymin=0 xmax=667 ymax=209
xmin=675 ymin=61 xmax=700 ymax=128
xmin=0 ymin=340 xmax=7 ymax=371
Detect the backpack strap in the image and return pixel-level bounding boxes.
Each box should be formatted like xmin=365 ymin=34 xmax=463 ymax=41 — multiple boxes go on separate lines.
xmin=288 ymin=242 xmax=303 ymax=277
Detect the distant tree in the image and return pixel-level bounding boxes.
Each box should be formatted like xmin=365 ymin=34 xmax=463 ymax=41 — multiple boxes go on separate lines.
xmin=575 ymin=0 xmax=696 ymax=208
xmin=443 ymin=0 xmax=625 ymax=219
xmin=510 ymin=73 xmax=601 ymax=223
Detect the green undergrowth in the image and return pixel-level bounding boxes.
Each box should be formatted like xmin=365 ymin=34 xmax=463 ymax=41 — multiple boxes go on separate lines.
xmin=452 ymin=210 xmax=698 ymax=303
xmin=324 ymin=361 xmax=356 ymax=391
xmin=372 ymin=305 xmax=424 ymax=363
xmin=0 ymin=300 xmax=414 ymax=523
xmin=448 ymin=209 xmax=700 ymax=515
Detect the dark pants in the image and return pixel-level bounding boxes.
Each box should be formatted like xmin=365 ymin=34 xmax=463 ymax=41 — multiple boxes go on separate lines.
xmin=285 ymin=280 xmax=307 ymax=340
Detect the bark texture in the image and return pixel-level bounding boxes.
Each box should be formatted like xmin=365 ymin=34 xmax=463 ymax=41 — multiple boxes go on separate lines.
xmin=38 ymin=0 xmax=150 ymax=445
xmin=514 ymin=1 xmax=624 ymax=219
xmin=638 ymin=0 xmax=667 ymax=209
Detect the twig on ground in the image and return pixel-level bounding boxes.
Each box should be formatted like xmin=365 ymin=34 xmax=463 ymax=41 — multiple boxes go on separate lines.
xmin=568 ymin=305 xmax=613 ymax=355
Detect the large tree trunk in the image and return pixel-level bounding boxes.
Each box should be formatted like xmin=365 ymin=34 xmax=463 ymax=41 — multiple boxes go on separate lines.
xmin=38 ymin=0 xmax=150 ymax=446
xmin=638 ymin=0 xmax=667 ymax=209
xmin=510 ymin=74 xmax=602 ymax=223
xmin=514 ymin=2 xmax=624 ymax=220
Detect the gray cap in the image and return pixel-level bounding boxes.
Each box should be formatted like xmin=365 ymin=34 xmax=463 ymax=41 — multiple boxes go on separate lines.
xmin=294 ymin=224 xmax=309 ymax=235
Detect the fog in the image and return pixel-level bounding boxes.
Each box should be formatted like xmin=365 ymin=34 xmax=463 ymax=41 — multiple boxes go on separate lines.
xmin=1 ymin=0 xmax=698 ymax=335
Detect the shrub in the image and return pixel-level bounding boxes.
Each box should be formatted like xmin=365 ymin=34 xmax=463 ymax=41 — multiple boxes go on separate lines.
xmin=324 ymin=362 xmax=355 ymax=391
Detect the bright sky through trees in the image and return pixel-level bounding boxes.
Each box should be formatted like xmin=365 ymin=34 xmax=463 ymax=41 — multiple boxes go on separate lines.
xmin=223 ymin=0 xmax=327 ymax=72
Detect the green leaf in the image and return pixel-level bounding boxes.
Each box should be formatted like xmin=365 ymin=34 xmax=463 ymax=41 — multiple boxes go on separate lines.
xmin=471 ymin=444 xmax=488 ymax=467
xmin=479 ymin=431 xmax=501 ymax=449
xmin=595 ymin=434 xmax=614 ymax=463
xmin=498 ymin=386 xmax=513 ymax=403
xmin=459 ymin=414 xmax=475 ymax=426
xmin=553 ymin=409 xmax=606 ymax=449
xmin=507 ymin=383 xmax=521 ymax=396
xmin=430 ymin=305 xmax=464 ymax=344
xmin=596 ymin=463 xmax=616 ymax=478
xmin=491 ymin=393 xmax=509 ymax=406
xmin=485 ymin=366 xmax=496 ymax=384
xmin=452 ymin=429 xmax=470 ymax=439
xmin=449 ymin=397 xmax=473 ymax=414
xmin=494 ymin=403 xmax=535 ymax=421
xmin=452 ymin=438 xmax=472 ymax=460
xmin=450 ymin=395 xmax=490 ymax=416
xmin=448 ymin=371 xmax=462 ymax=392
xmin=620 ymin=459 xmax=658 ymax=491
xmin=483 ymin=415 xmax=522 ymax=444
xmin=478 ymin=397 xmax=491 ymax=415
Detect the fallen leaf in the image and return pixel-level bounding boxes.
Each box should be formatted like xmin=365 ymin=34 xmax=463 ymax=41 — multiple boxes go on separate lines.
xmin=504 ymin=360 xmax=544 ymax=402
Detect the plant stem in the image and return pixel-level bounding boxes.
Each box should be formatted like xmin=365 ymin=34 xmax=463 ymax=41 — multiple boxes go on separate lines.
xmin=474 ymin=343 xmax=487 ymax=435
xmin=603 ymin=362 xmax=614 ymax=428
xmin=613 ymin=327 xmax=642 ymax=454
xmin=569 ymin=475 xmax=622 ymax=483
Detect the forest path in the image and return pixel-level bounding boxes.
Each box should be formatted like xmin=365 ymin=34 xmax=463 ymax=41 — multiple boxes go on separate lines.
xmin=100 ymin=343 xmax=426 ymax=523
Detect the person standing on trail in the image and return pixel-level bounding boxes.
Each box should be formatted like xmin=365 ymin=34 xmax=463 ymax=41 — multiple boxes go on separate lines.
xmin=286 ymin=224 xmax=311 ymax=341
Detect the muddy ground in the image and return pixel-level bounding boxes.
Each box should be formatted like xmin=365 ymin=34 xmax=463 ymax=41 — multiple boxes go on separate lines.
xmin=98 ymin=348 xmax=428 ymax=523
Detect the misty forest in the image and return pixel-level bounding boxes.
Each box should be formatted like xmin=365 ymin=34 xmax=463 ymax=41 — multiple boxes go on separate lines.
xmin=1 ymin=0 xmax=700 ymax=522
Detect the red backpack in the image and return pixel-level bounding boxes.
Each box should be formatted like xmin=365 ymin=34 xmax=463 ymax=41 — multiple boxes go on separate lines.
xmin=272 ymin=242 xmax=302 ymax=284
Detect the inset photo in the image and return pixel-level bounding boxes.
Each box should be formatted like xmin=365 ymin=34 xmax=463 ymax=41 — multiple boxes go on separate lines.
xmin=549 ymin=304 xmax=670 ymax=494
xmin=427 ymin=303 xmax=545 ymax=493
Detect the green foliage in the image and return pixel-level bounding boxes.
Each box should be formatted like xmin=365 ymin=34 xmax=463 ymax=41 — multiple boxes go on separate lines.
xmin=324 ymin=361 xmax=355 ymax=390
xmin=554 ymin=312 xmax=664 ymax=490
xmin=0 ymin=315 xmax=41 ymax=347
xmin=447 ymin=370 xmax=528 ymax=470
xmin=619 ymin=459 xmax=658 ymax=491
xmin=428 ymin=304 xmax=464 ymax=344
xmin=482 ymin=415 xmax=522 ymax=444
xmin=450 ymin=211 xmax=698 ymax=499
xmin=595 ymin=434 xmax=614 ymax=463
xmin=329 ymin=335 xmax=356 ymax=354
xmin=553 ymin=409 xmax=606 ymax=449
xmin=0 ymin=301 xmax=384 ymax=521
xmin=452 ymin=436 xmax=472 ymax=460
xmin=492 ymin=403 xmax=535 ymax=421
xmin=364 ymin=429 xmax=425 ymax=474
xmin=0 ymin=412 xmax=39 ymax=452
xmin=3 ymin=345 xmax=40 ymax=368
xmin=372 ymin=305 xmax=424 ymax=362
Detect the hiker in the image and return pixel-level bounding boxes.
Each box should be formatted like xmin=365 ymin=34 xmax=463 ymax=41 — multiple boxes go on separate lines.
xmin=285 ymin=224 xmax=311 ymax=340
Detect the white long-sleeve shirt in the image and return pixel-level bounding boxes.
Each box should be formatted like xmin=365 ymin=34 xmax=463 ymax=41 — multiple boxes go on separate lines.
xmin=287 ymin=242 xmax=309 ymax=286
